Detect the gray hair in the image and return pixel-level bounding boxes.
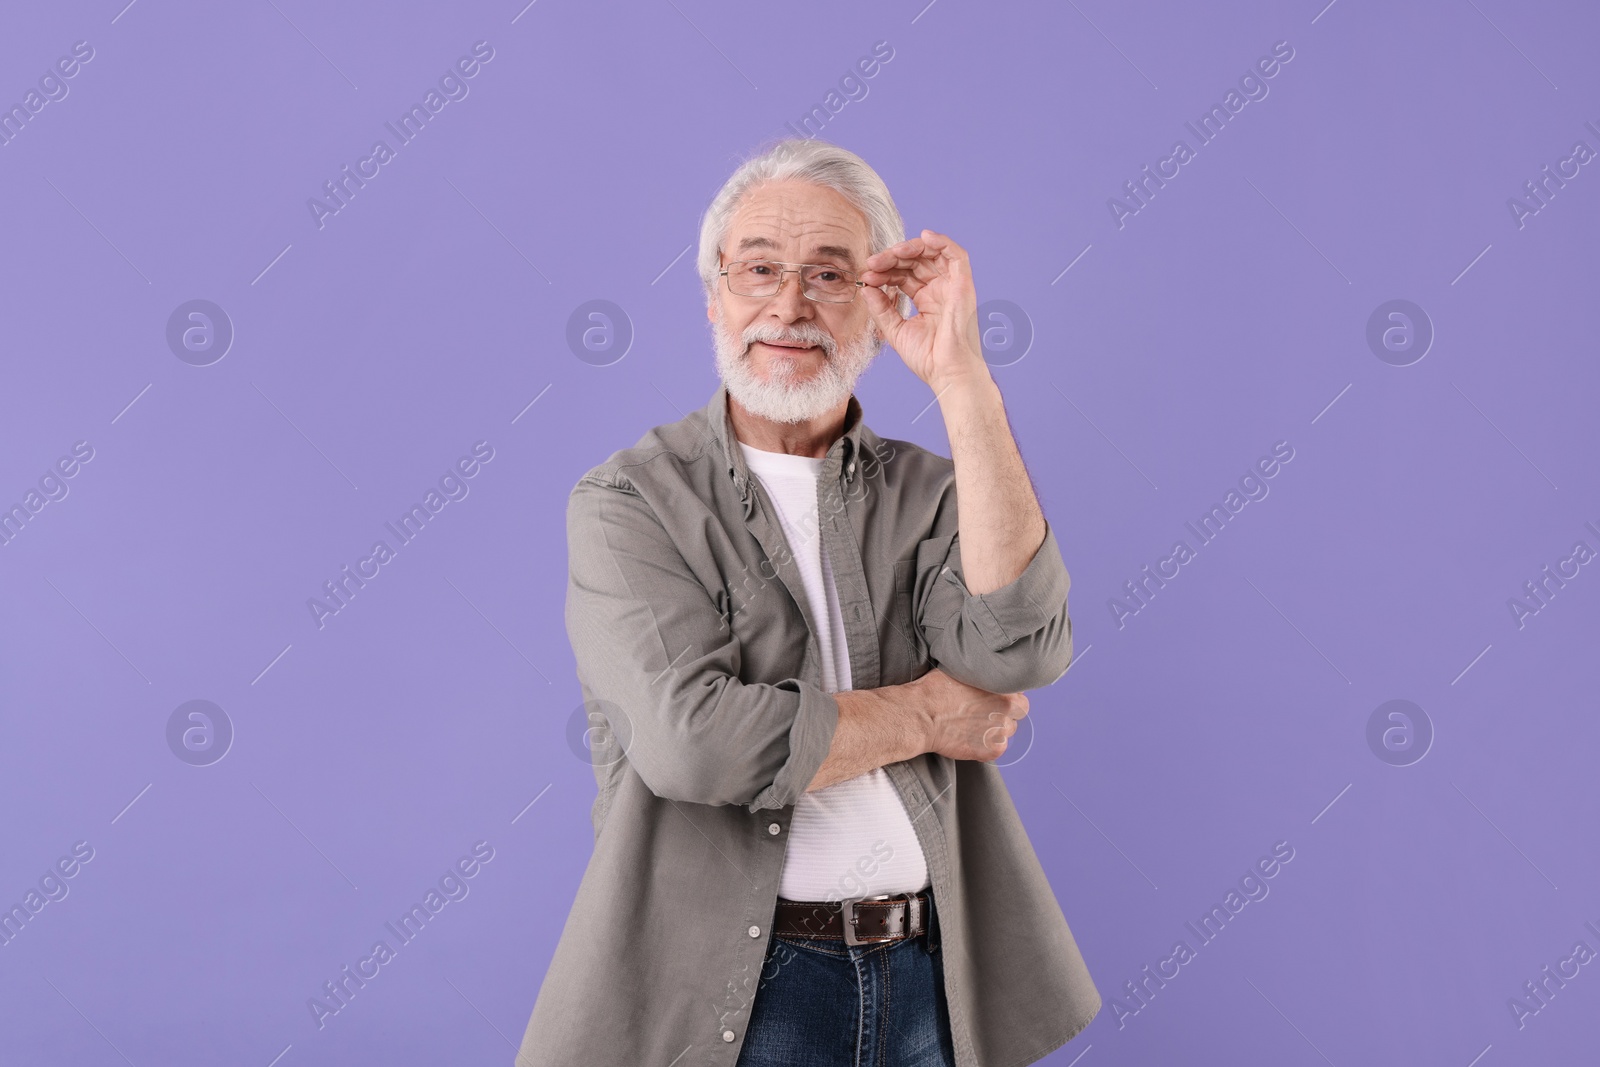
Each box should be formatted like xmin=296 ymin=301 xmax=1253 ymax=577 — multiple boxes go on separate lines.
xmin=697 ymin=138 xmax=913 ymax=318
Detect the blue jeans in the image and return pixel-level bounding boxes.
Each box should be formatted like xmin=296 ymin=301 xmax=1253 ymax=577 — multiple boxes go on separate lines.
xmin=735 ymin=887 xmax=957 ymax=1067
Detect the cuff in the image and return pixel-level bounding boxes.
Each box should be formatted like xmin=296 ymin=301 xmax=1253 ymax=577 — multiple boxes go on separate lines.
xmin=746 ymin=678 xmax=840 ymax=814
xmin=952 ymin=520 xmax=1071 ymax=653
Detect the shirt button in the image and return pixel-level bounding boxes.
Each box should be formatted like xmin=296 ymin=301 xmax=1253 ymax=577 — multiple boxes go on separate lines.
xmin=749 ymin=925 xmax=761 ymax=938
xmin=768 ymin=823 xmax=781 ymax=835
xmin=722 ymin=1030 xmax=736 ymax=1042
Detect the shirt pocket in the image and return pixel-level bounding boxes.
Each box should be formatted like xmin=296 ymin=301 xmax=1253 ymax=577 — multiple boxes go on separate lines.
xmin=888 ymin=557 xmax=928 ymax=678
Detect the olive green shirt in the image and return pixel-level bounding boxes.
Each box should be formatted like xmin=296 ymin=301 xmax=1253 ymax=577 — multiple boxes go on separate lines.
xmin=516 ymin=380 xmax=1100 ymax=1067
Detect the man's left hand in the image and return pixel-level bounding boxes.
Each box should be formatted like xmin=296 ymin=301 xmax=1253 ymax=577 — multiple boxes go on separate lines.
xmin=861 ymin=229 xmax=993 ymax=394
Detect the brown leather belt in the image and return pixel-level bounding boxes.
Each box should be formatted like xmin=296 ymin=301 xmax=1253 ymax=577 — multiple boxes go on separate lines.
xmin=773 ymin=891 xmax=929 ymax=946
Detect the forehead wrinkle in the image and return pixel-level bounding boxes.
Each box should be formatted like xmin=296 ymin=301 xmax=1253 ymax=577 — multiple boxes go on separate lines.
xmin=733 ymin=234 xmax=861 ymax=269
xmin=726 ymin=193 xmax=868 ymax=266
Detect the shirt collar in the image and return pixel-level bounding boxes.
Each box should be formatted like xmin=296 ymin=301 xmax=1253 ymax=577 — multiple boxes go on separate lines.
xmin=704 ymin=379 xmax=866 ymax=508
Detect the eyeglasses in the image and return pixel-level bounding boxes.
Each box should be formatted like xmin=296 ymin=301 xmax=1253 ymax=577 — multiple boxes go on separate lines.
xmin=719 ymin=260 xmax=866 ymax=304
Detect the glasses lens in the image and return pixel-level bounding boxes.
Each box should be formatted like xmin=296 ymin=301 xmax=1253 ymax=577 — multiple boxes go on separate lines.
xmin=727 ymin=261 xmax=779 ymax=297
xmin=802 ymin=265 xmax=857 ymax=302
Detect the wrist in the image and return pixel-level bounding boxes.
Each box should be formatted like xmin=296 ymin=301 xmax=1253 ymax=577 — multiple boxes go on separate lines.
xmin=931 ymin=367 xmax=1000 ymax=408
xmin=890 ymin=677 xmax=934 ymax=761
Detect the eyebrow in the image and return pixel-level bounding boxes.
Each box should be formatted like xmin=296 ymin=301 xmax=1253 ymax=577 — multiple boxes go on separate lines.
xmin=734 ymin=236 xmax=859 ymax=269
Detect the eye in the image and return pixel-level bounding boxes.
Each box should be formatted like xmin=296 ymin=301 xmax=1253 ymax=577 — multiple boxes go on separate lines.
xmin=748 ymin=262 xmax=777 ymax=275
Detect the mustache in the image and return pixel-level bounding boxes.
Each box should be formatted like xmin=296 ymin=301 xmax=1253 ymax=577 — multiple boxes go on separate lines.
xmin=741 ymin=324 xmax=837 ymax=357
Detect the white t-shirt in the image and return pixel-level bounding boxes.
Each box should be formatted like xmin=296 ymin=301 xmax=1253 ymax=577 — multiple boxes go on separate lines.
xmin=737 ymin=441 xmax=929 ymax=901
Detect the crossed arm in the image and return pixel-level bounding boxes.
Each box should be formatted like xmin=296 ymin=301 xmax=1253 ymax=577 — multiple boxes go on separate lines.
xmin=809 ymin=371 xmax=1065 ymax=790
xmin=564 ymin=376 xmax=1072 ymax=811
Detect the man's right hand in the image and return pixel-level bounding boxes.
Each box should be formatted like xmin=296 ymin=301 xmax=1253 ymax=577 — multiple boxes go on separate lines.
xmin=907 ymin=667 xmax=1029 ymax=763
xmin=810 ymin=667 xmax=1030 ymax=793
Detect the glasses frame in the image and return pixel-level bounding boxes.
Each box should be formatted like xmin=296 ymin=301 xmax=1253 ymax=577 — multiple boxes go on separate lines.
xmin=718 ymin=259 xmax=867 ymax=304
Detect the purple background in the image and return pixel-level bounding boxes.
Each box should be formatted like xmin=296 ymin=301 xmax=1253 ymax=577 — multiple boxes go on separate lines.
xmin=2 ymin=1 xmax=1597 ymax=1064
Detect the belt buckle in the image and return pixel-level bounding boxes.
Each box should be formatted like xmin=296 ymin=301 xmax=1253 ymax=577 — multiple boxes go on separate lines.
xmin=840 ymin=893 xmax=899 ymax=947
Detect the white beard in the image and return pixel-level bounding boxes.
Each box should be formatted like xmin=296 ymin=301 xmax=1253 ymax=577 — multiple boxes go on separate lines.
xmin=712 ymin=306 xmax=883 ymax=425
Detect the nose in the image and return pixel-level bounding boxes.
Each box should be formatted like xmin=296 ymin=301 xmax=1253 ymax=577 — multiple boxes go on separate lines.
xmin=768 ymin=271 xmax=814 ymax=324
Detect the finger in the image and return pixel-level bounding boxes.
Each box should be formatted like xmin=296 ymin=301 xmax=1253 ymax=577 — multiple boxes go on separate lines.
xmin=867 ymin=230 xmax=967 ymax=272
xmin=913 ymin=229 xmax=967 ymax=261
xmin=860 ymin=269 xmax=928 ymax=302
xmin=864 ymin=237 xmax=937 ymax=273
xmin=864 ymin=244 xmax=939 ymax=275
xmin=863 ymin=236 xmax=963 ymax=292
xmin=859 ymin=258 xmax=943 ymax=300
xmin=859 ymin=257 xmax=942 ymax=289
xmin=861 ymin=283 xmax=905 ymax=334
xmin=866 ymin=235 xmax=927 ymax=264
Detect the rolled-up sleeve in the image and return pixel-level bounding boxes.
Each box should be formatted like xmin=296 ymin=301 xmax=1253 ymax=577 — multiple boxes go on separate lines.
xmin=565 ymin=471 xmax=839 ymax=812
xmin=914 ymin=519 xmax=1074 ymax=693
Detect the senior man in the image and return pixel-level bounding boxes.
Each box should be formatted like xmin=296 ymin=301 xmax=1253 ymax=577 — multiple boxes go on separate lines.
xmin=516 ymin=138 xmax=1100 ymax=1067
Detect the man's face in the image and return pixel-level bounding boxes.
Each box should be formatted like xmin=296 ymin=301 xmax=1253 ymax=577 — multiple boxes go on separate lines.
xmin=707 ymin=179 xmax=883 ymax=425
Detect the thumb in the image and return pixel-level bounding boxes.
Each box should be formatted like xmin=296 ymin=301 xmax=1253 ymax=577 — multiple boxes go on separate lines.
xmin=862 ymin=284 xmax=905 ymax=337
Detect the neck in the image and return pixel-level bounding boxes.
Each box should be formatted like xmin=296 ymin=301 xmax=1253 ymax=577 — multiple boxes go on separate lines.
xmin=726 ymin=391 xmax=846 ymax=458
